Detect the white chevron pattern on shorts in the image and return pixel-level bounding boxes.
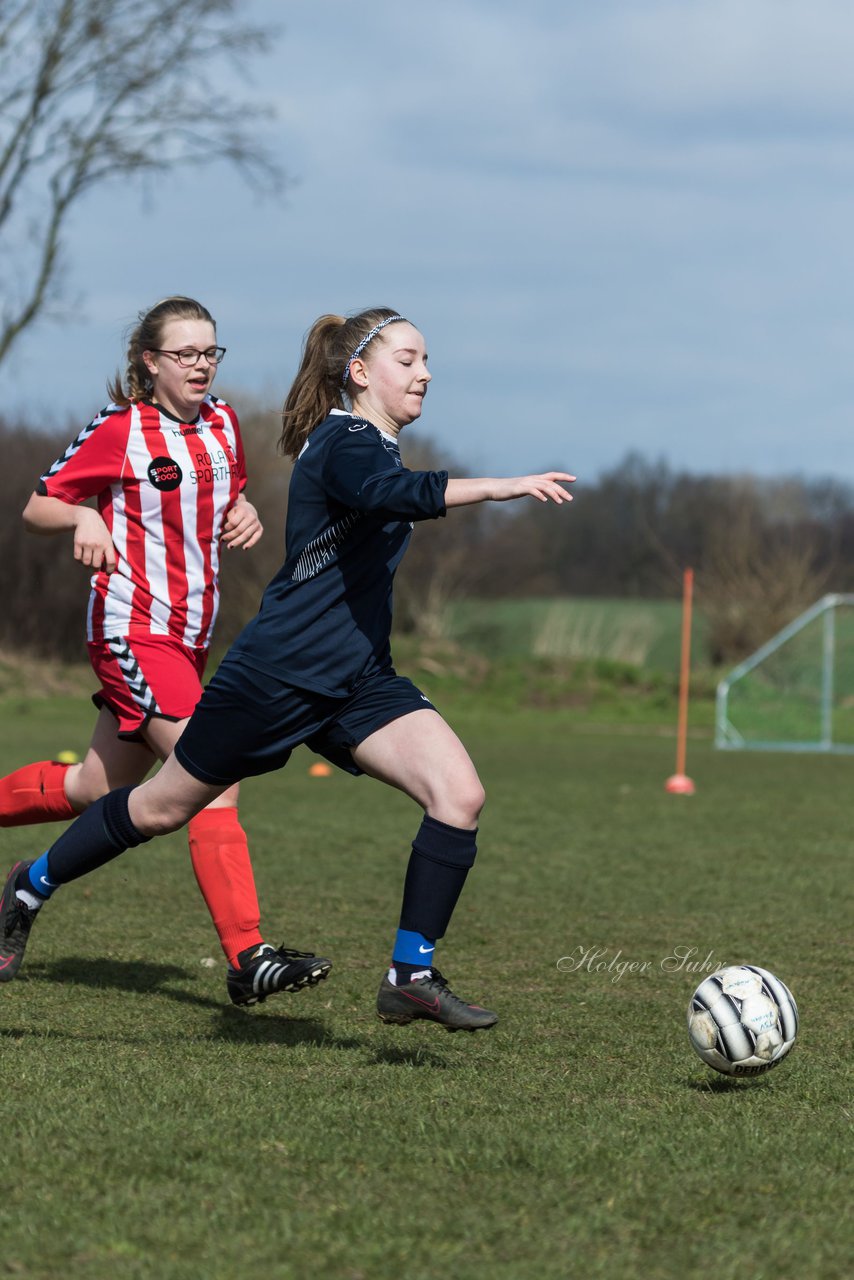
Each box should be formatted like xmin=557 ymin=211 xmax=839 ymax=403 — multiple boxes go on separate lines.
xmin=106 ymin=638 xmax=160 ymax=714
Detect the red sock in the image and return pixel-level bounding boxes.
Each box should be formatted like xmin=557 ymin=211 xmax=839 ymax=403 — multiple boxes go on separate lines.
xmin=187 ymin=808 xmax=264 ymax=967
xmin=0 ymin=760 xmax=76 ymax=827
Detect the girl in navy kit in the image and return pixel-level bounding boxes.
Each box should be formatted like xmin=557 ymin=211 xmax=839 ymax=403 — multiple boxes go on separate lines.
xmin=1 ymin=306 xmax=574 ymax=1029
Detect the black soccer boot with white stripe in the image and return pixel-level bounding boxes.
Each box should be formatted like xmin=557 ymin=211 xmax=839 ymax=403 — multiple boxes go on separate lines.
xmin=226 ymin=943 xmax=332 ymax=1007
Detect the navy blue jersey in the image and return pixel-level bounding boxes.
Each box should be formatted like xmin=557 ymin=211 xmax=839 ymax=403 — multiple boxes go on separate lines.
xmin=228 ymin=411 xmax=448 ymax=695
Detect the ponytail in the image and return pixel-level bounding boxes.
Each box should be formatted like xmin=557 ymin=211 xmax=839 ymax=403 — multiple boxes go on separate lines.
xmin=279 ymin=314 xmax=348 ymax=458
xmin=279 ymin=306 xmax=405 ymax=458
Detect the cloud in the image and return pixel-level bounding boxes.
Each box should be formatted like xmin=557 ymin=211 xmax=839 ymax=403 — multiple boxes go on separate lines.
xmin=6 ymin=0 xmax=854 ymax=484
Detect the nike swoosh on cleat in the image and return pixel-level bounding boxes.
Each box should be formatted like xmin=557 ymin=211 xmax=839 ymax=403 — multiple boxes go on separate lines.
xmin=39 ymin=877 xmax=57 ymax=889
xmin=400 ymin=993 xmax=441 ymax=1012
xmin=418 ymin=945 xmax=434 ymax=954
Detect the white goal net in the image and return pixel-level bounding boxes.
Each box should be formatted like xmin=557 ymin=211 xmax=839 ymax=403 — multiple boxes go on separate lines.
xmin=715 ymin=594 xmax=854 ymax=754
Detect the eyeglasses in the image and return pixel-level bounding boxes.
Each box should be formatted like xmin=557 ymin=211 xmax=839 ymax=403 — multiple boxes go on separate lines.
xmin=148 ymin=346 xmax=227 ymax=367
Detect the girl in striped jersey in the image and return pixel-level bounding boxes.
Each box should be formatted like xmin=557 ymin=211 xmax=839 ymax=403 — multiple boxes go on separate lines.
xmin=0 ymin=297 xmax=330 ymax=1002
xmin=2 ymin=306 xmax=573 ymax=1027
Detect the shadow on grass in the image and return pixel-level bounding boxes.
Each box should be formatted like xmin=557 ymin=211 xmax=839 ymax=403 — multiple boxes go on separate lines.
xmin=213 ymin=1006 xmax=363 ymax=1051
xmin=369 ymin=1041 xmax=454 ymax=1068
xmin=0 ymin=1018 xmax=359 ymax=1052
xmin=12 ymin=957 xmax=365 ymax=1052
xmin=8 ymin=961 xmax=463 ymax=1059
xmin=685 ymin=1074 xmax=769 ymax=1093
xmin=27 ymin=957 xmax=224 ymax=1009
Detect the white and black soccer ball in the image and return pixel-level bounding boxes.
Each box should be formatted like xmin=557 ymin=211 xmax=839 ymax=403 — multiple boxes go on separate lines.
xmin=687 ymin=964 xmax=798 ymax=1077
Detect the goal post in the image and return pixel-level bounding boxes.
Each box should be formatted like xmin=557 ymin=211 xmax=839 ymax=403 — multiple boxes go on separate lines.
xmin=715 ymin=593 xmax=854 ymax=754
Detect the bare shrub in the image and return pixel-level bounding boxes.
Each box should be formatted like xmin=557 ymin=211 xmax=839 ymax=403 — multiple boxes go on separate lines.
xmin=213 ymin=394 xmax=291 ymax=648
xmin=0 ymin=415 xmax=92 ymax=659
xmin=393 ymin=439 xmax=487 ymax=640
xmin=1 ymin=0 xmax=281 ymax=365
xmin=699 ymin=478 xmax=833 ymax=666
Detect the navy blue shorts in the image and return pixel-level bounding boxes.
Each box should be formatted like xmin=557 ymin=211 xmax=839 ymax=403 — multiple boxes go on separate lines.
xmin=173 ymin=657 xmax=436 ymax=787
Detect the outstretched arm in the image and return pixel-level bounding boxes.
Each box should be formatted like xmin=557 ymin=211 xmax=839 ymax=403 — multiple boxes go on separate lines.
xmin=22 ymin=492 xmax=117 ymax=572
xmin=444 ymin=472 xmax=575 ymax=508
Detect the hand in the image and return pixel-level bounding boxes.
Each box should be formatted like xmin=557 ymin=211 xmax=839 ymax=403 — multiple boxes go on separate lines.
xmin=73 ymin=507 xmax=117 ymax=572
xmin=492 ymin=472 xmax=576 ymax=504
xmin=222 ymin=495 xmax=263 ymax=550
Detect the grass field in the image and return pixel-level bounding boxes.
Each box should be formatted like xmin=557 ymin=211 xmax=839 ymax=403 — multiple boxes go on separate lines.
xmin=0 ymin=686 xmax=851 ymax=1280
xmin=446 ymin=596 xmax=706 ymax=669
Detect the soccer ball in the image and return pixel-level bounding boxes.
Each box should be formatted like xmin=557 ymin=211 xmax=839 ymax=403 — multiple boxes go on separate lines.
xmin=686 ymin=965 xmax=798 ymax=1077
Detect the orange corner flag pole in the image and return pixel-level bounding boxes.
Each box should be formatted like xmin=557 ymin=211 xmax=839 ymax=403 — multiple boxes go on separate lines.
xmin=665 ymin=567 xmax=695 ymax=795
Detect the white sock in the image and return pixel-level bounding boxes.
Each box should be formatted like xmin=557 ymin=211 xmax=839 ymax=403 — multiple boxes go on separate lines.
xmin=16 ymin=887 xmax=44 ymax=911
xmin=388 ymin=966 xmax=432 ymax=986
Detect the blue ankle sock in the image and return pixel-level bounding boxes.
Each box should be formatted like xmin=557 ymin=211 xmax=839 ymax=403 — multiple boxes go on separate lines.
xmin=26 ymin=853 xmax=59 ymax=899
xmin=392 ymin=929 xmax=436 ymax=982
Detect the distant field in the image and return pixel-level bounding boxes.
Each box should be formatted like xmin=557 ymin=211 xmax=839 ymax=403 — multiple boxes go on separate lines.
xmin=445 ymin=596 xmax=705 ymax=670
xmin=442 ymin=597 xmax=854 ymax=748
xmin=7 ymin=592 xmax=854 ymax=748
xmin=394 ymin=596 xmax=716 ymax=733
xmin=0 ymin=692 xmax=851 ymax=1279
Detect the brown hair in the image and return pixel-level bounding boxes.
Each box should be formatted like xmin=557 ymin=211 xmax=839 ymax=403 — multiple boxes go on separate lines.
xmin=278 ymin=307 xmax=405 ymax=458
xmin=107 ymin=296 xmax=216 ymax=405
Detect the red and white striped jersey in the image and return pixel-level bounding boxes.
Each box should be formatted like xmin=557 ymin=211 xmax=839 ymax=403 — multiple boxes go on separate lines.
xmin=38 ymin=397 xmax=247 ymax=648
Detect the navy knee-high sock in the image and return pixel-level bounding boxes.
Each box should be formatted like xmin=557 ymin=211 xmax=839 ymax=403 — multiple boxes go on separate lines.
xmin=24 ymin=787 xmax=149 ymax=895
xmin=392 ymin=816 xmax=478 ymax=978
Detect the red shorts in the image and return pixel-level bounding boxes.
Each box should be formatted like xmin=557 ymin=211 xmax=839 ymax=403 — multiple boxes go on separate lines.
xmin=87 ymin=636 xmax=208 ymax=742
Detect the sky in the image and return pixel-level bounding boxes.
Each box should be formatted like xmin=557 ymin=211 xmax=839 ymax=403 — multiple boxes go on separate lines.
xmin=5 ymin=0 xmax=854 ymax=484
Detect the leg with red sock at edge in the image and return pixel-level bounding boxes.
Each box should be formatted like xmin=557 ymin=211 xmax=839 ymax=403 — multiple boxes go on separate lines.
xmin=0 ymin=760 xmax=76 ymax=828
xmin=0 ymin=791 xmax=332 ymax=1002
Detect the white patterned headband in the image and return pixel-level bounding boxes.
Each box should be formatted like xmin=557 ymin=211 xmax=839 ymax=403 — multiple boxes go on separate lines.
xmin=342 ymin=315 xmax=406 ymax=387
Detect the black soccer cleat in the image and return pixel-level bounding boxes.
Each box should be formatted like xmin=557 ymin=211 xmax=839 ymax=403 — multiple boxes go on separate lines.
xmin=376 ymin=968 xmax=498 ymax=1033
xmin=226 ymin=943 xmax=332 ymax=1007
xmin=0 ymin=861 xmax=40 ymax=982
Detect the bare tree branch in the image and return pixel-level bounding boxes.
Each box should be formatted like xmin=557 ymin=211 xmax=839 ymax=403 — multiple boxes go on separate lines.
xmin=0 ymin=0 xmax=284 ymax=364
